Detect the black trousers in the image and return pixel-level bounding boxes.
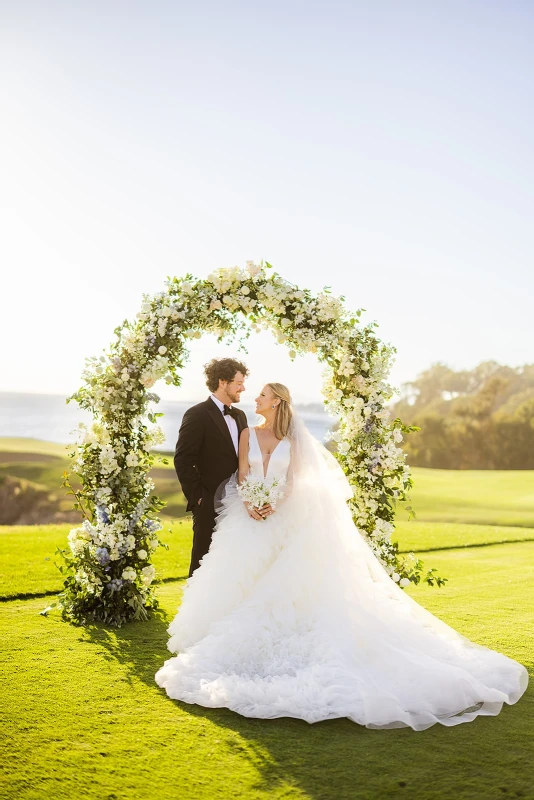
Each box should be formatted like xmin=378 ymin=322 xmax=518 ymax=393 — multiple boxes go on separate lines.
xmin=189 ymin=491 xmax=216 ymax=577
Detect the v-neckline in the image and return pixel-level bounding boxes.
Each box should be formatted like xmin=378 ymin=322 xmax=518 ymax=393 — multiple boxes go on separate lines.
xmin=253 ymin=426 xmax=284 ymax=479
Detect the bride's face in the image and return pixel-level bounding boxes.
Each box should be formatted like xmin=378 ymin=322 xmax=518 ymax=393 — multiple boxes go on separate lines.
xmin=255 ymin=385 xmax=279 ymax=416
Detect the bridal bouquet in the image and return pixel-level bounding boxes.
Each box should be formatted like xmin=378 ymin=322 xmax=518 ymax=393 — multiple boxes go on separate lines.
xmin=237 ymin=475 xmax=286 ymax=511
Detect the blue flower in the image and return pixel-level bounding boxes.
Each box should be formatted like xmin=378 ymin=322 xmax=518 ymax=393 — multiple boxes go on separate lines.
xmin=95 ymin=547 xmax=110 ymax=566
xmin=96 ymin=504 xmax=110 ymax=524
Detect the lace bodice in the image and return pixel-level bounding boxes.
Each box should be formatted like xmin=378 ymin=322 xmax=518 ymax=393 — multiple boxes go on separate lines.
xmin=248 ymin=427 xmax=291 ymax=481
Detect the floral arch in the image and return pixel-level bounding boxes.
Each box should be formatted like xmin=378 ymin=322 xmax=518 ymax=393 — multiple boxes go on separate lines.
xmin=49 ymin=261 xmax=444 ymax=628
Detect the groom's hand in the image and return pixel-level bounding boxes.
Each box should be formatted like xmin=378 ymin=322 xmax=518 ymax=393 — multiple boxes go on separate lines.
xmin=197 ymin=498 xmax=202 ymax=505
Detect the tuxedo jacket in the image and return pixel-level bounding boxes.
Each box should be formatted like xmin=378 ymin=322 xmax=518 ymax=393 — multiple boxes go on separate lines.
xmin=174 ymin=397 xmax=248 ymax=512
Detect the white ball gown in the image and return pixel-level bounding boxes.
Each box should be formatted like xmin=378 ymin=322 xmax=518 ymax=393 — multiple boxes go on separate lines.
xmin=155 ymin=417 xmax=528 ymax=730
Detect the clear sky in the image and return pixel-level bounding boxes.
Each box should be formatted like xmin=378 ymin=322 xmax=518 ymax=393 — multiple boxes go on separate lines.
xmin=1 ymin=0 xmax=532 ymax=403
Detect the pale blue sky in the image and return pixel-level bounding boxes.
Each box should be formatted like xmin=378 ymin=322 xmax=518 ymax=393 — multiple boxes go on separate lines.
xmin=1 ymin=0 xmax=532 ymax=402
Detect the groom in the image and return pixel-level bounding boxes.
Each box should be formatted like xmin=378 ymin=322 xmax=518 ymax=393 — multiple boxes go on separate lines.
xmin=174 ymin=357 xmax=249 ymax=577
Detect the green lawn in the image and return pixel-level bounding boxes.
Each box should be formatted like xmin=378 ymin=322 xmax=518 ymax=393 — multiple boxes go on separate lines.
xmin=1 ymin=535 xmax=532 ymax=800
xmin=3 ymin=519 xmax=534 ymax=601
xmin=0 ymin=437 xmax=72 ymax=457
xmin=0 ymin=521 xmax=534 ymax=800
xmin=0 ymin=521 xmax=192 ymax=599
xmin=405 ymin=467 xmax=534 ymax=527
xmin=1 ymin=440 xmax=533 ymax=799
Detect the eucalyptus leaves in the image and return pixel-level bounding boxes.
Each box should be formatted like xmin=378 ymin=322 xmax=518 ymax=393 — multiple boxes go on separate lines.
xmin=48 ymin=260 xmax=444 ymax=628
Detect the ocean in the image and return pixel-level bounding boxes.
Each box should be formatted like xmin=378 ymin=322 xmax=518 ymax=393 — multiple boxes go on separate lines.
xmin=0 ymin=392 xmax=337 ymax=449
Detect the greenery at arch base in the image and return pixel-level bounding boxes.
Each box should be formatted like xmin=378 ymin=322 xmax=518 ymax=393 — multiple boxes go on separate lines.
xmin=48 ymin=261 xmax=446 ymax=628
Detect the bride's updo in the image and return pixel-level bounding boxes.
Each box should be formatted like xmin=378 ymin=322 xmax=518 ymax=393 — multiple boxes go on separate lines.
xmin=267 ymin=382 xmax=293 ymax=440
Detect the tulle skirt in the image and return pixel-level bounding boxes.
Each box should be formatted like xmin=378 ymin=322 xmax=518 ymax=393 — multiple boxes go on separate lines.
xmin=154 ymin=484 xmax=528 ymax=730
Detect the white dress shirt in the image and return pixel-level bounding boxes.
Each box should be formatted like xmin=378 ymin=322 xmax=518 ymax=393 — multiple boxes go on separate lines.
xmin=210 ymin=394 xmax=239 ymax=454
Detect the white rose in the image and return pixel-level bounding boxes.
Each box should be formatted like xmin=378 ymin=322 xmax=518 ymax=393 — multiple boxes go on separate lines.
xmin=241 ymin=286 xmax=250 ymax=295
xmin=141 ymin=564 xmax=156 ymax=586
xmin=391 ymin=572 xmax=401 ymax=582
xmin=137 ymin=549 xmax=148 ymax=560
xmin=280 ymin=318 xmax=291 ymax=328
xmin=122 ymin=567 xmax=137 ymax=581
xmin=399 ymin=577 xmax=410 ymax=587
xmin=158 ymin=345 xmax=167 ymax=355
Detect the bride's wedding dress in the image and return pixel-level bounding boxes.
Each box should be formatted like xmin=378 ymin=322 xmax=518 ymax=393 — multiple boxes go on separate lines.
xmin=155 ymin=417 xmax=528 ymax=730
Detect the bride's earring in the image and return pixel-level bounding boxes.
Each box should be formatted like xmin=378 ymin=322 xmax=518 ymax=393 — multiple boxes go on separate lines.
xmin=272 ymin=405 xmax=275 ymax=408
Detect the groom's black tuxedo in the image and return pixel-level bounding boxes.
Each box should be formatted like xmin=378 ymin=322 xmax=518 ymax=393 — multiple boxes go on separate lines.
xmin=174 ymin=397 xmax=248 ymax=576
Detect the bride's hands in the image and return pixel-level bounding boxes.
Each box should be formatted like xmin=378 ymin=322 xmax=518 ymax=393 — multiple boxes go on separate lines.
xmin=244 ymin=501 xmax=264 ymax=521
xmin=258 ymin=503 xmax=274 ymax=519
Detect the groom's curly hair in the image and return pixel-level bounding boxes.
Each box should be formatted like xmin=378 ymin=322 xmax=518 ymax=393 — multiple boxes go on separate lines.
xmin=204 ymin=357 xmax=249 ymax=392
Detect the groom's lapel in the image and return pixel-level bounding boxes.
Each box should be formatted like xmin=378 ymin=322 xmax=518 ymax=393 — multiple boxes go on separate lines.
xmin=204 ymin=397 xmax=236 ymax=456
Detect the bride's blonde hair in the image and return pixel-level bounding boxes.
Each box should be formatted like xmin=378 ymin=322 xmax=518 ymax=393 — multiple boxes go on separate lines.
xmin=266 ymin=382 xmax=293 ymax=440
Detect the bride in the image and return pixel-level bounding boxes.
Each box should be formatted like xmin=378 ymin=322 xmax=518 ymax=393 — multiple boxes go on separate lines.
xmin=155 ymin=383 xmax=528 ymax=730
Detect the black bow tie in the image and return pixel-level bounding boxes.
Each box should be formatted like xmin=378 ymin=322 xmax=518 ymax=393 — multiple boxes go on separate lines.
xmin=223 ymin=405 xmax=238 ymax=419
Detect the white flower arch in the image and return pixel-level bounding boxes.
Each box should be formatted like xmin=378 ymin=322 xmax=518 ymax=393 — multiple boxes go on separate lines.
xmin=50 ymin=261 xmax=444 ymax=628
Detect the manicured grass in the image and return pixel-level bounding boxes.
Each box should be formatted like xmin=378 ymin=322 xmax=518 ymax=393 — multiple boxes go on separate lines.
xmin=0 ymin=521 xmax=193 ymax=600
xmin=394 ymin=521 xmax=534 ymax=553
xmin=4 ymin=519 xmax=534 ymax=602
xmin=1 ymin=539 xmax=532 ymax=800
xmin=2 ymin=518 xmax=532 ymax=602
xmin=405 ymin=467 xmax=534 ymax=527
xmin=0 ymin=437 xmax=71 ymax=457
xmin=2 ymin=439 xmax=533 ymax=798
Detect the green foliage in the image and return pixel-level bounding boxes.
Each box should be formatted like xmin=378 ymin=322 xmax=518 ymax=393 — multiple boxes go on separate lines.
xmin=392 ymin=361 xmax=534 ymax=468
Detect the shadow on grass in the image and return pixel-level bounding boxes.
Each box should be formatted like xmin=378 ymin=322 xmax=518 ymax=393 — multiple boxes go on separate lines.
xmin=81 ymin=593 xmax=178 ymax=689
xmin=80 ymin=598 xmax=533 ymax=800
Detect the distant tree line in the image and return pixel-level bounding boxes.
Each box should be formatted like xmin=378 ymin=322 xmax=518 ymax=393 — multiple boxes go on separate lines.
xmin=389 ymin=361 xmax=534 ymax=469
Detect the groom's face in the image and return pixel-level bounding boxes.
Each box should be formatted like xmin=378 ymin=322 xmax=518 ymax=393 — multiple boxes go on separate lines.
xmin=223 ymin=371 xmax=246 ymax=404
